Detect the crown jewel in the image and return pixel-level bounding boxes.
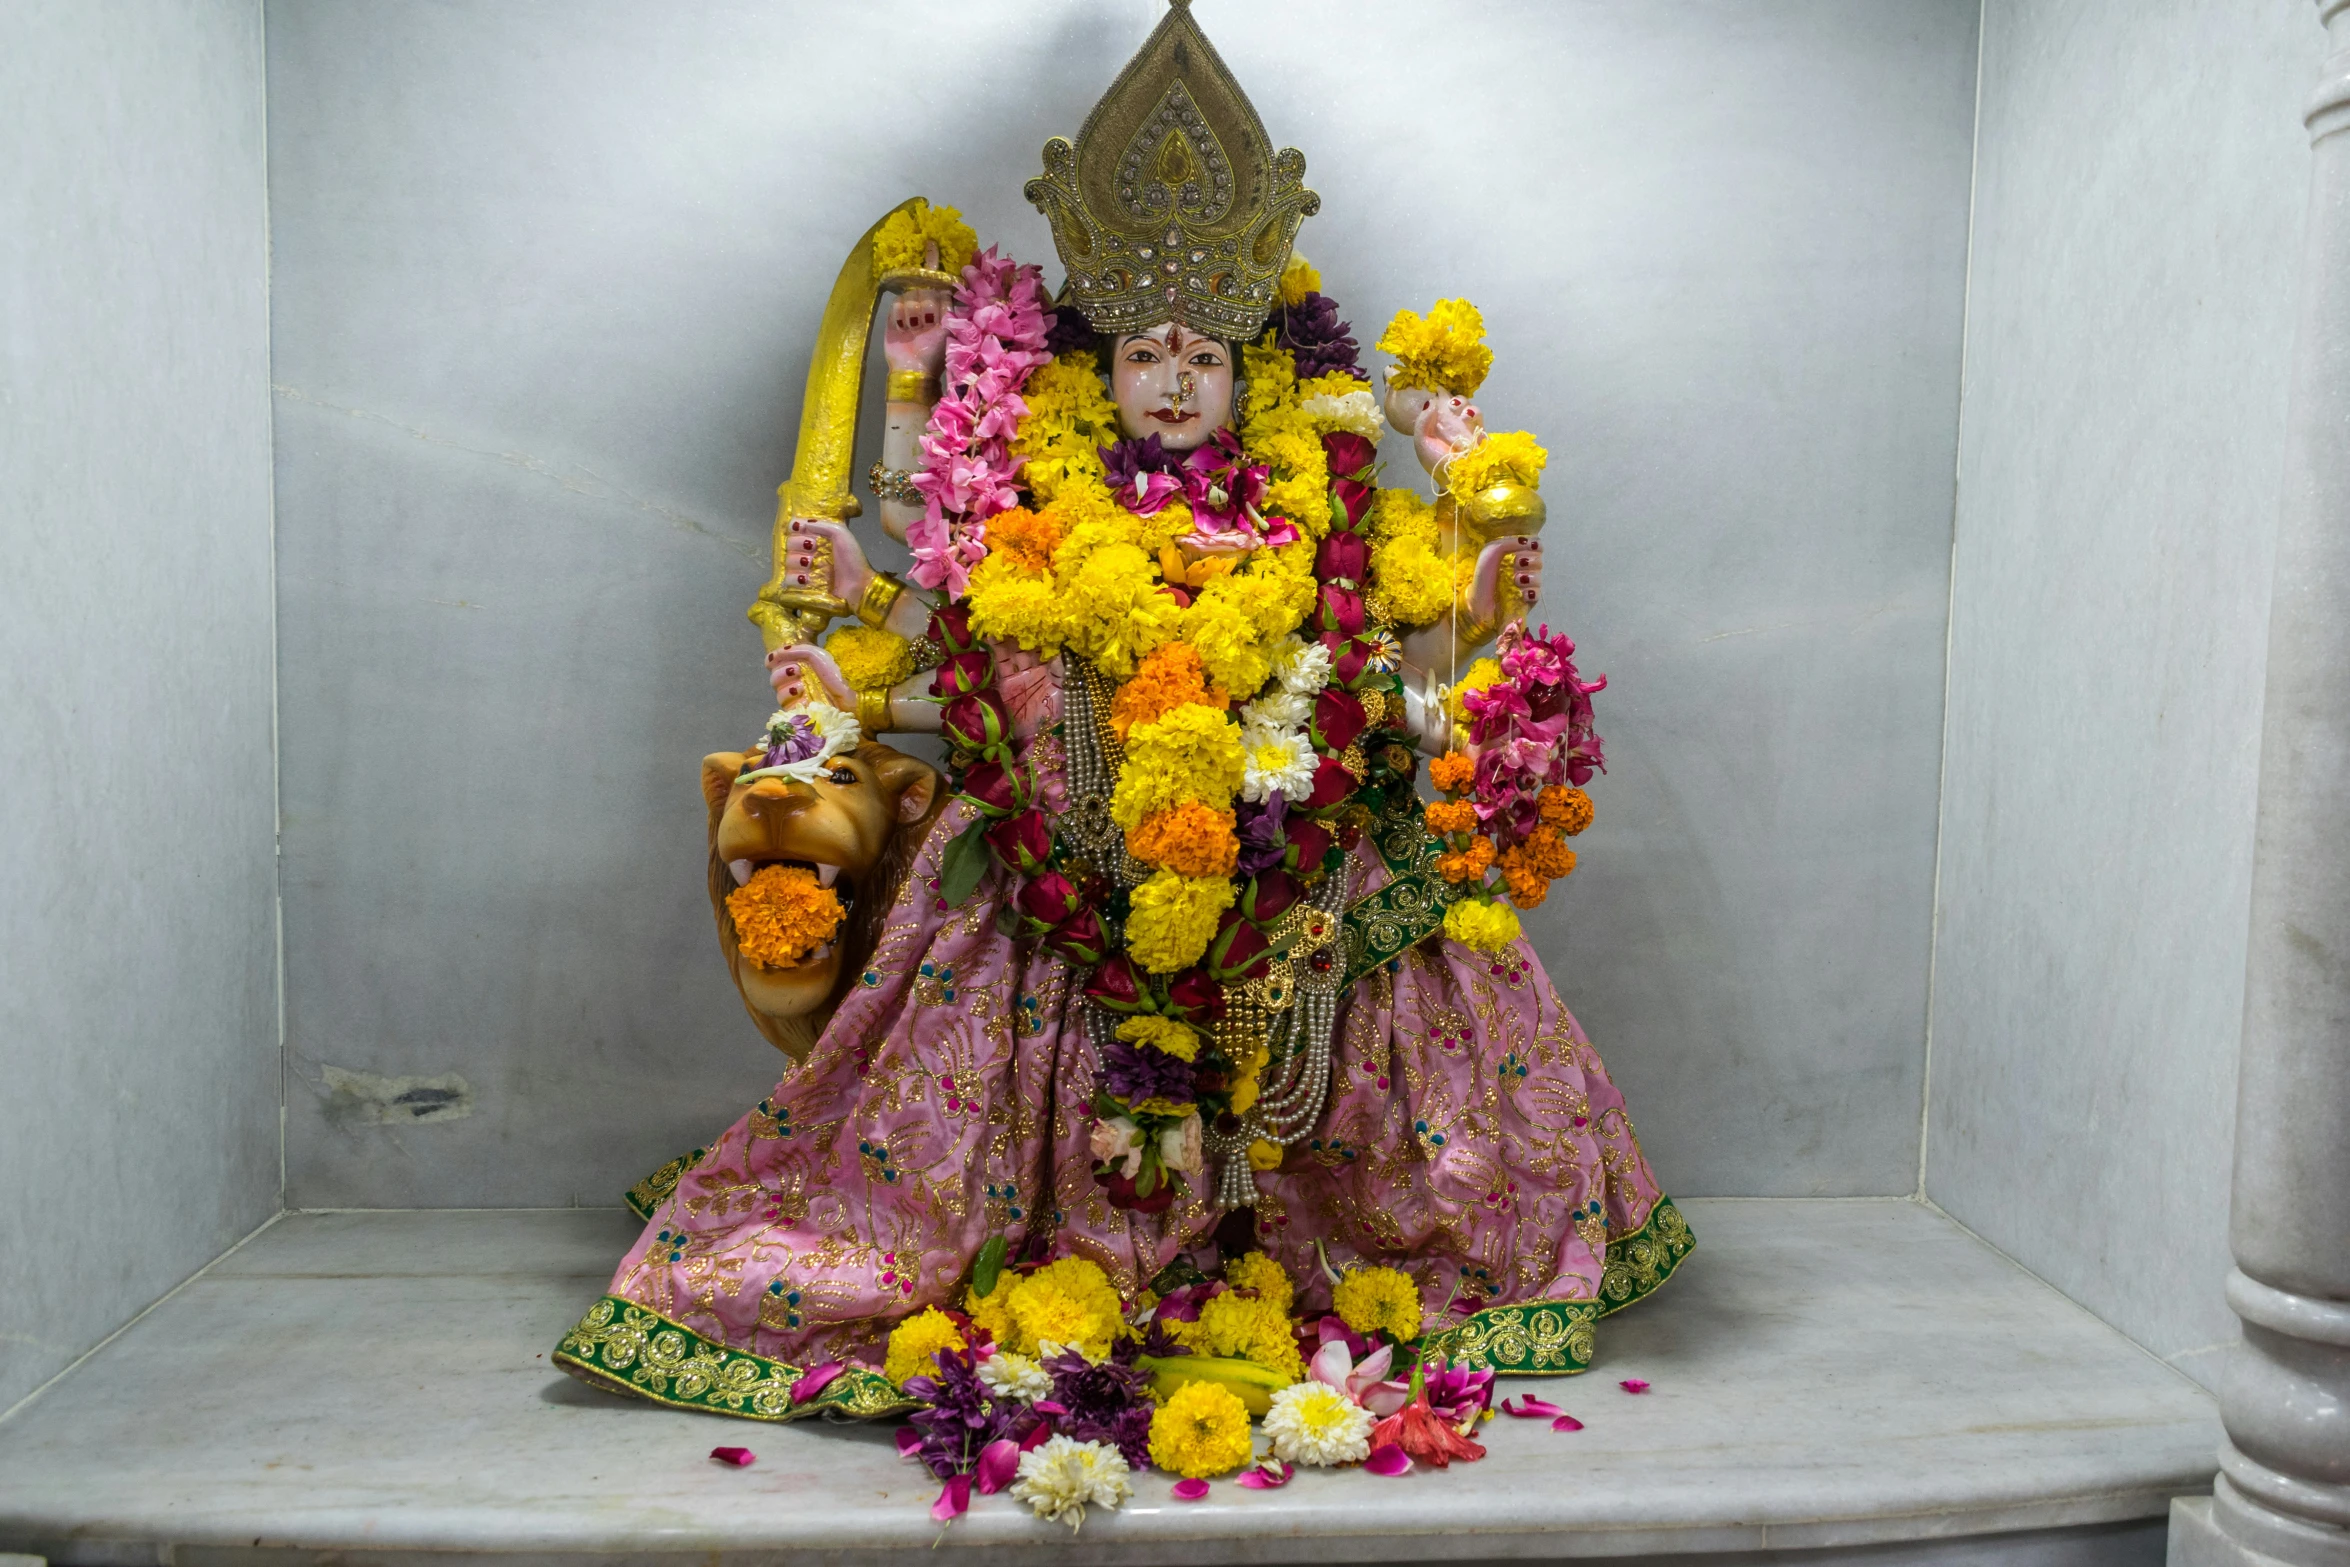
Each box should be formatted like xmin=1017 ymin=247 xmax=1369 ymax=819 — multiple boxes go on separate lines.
xmin=1025 ymin=0 xmax=1318 ymax=343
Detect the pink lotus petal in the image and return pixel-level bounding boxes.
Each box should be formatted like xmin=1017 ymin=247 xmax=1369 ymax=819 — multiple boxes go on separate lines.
xmin=1551 ymin=1415 xmax=1585 ymax=1432
xmin=1171 ymin=1477 xmax=1211 ymax=1501
xmin=1499 ymin=1396 xmax=1563 ymax=1419
xmin=790 ymin=1361 xmax=844 ymax=1403
xmin=1363 ymin=1444 xmax=1413 ymax=1477
xmin=1620 ymin=1379 xmax=1651 ymax=1394
xmin=1032 ymin=1400 xmax=1069 ymax=1417
xmin=709 ymin=1446 xmax=755 ymax=1468
xmin=974 ymin=1438 xmax=1019 ymax=1496
xmin=1360 ymin=1382 xmax=1412 ymax=1419
xmin=930 ymin=1474 xmax=971 ymax=1523
xmin=894 ymin=1426 xmax=921 ymax=1458
xmin=1235 ymin=1461 xmax=1294 ymax=1490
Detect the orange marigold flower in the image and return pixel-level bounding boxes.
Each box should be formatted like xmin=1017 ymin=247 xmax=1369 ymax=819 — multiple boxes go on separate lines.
xmin=1435 ymin=850 xmax=1476 ymax=884
xmin=1127 ymin=800 xmax=1240 ymax=877
xmin=1503 ymin=865 xmax=1550 ymax=908
xmin=1463 ymin=835 xmax=1496 ymax=877
xmin=725 ymin=864 xmax=846 ymax=969
xmin=1427 ymin=751 xmax=1476 ymax=793
xmin=1423 ymin=799 xmax=1478 ymax=836
xmin=1539 ymin=785 xmax=1594 ymax=836
xmin=1110 ymin=643 xmax=1229 ymax=741
xmin=986 ymin=506 xmax=1062 ymax=576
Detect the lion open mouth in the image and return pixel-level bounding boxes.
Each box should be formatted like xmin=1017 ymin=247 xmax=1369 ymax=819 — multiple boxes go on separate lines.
xmin=724 ymin=858 xmax=856 ymax=970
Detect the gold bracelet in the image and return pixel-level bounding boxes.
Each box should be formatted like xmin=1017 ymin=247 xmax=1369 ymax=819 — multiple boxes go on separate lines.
xmin=858 ymin=686 xmax=892 ymax=734
xmin=856 ymin=572 xmax=907 ymax=629
xmin=886 ymin=369 xmax=939 ymax=404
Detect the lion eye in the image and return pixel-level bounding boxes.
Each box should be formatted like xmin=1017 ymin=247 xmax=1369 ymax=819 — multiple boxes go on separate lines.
xmin=827 ymin=767 xmax=857 ymax=786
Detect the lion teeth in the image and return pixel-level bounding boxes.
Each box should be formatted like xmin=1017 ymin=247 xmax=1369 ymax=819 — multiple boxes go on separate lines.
xmin=815 ymin=863 xmax=840 ymax=888
xmin=729 ymin=858 xmax=755 ymax=886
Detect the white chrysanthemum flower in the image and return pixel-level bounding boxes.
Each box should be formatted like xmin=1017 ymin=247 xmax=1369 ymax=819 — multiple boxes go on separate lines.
xmin=1010 ymin=1435 xmax=1133 ymax=1531
xmin=1241 ymin=726 xmax=1318 ymax=803
xmin=977 ymin=1350 xmax=1053 ymax=1402
xmin=803 ymin=700 xmax=861 ymax=757
xmin=1301 ymin=388 xmax=1384 ymax=441
xmin=1268 ymin=634 xmax=1332 ymax=697
xmin=1263 ymin=1381 xmax=1375 ymax=1467
xmin=1243 ymin=689 xmax=1312 ymax=730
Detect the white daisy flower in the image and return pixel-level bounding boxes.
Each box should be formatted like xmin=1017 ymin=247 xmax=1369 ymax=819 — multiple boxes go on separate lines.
xmin=1241 ymin=726 xmax=1319 ymax=803
xmin=976 ymin=1350 xmax=1053 ymax=1403
xmin=1010 ymin=1436 xmax=1133 ymax=1531
xmin=1263 ymin=1380 xmax=1375 ymax=1467
xmin=803 ymin=700 xmax=861 ymax=757
xmin=1268 ymin=635 xmax=1332 ymax=696
xmin=1301 ymin=388 xmax=1384 ymax=441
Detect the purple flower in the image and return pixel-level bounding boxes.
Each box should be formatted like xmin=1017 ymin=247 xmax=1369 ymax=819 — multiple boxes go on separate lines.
xmin=901 ymin=1348 xmax=1013 ymax=1479
xmin=1099 ymin=1037 xmax=1196 ymax=1107
xmin=1043 ymin=1345 xmax=1155 ymax=1470
xmin=1099 ymin=435 xmax=1187 ymax=516
xmin=1275 ymin=291 xmax=1367 ymax=381
xmin=1234 ymin=792 xmax=1289 ymax=874
xmin=1044 ymin=303 xmax=1094 ymax=358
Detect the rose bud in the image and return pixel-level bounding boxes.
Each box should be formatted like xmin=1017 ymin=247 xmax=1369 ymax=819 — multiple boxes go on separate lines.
xmin=1282 ymin=819 xmax=1334 ymax=874
xmin=1083 ymin=953 xmax=1148 ymax=1013
xmin=1166 ymin=967 xmax=1227 ymax=1024
xmin=1321 ymin=632 xmax=1370 ymax=686
xmin=984 ymin=810 xmax=1053 ymax=876
xmin=1302 ymin=755 xmax=1356 ymax=811
xmin=958 ymin=757 xmax=1029 ymax=817
xmin=929 ymin=649 xmax=995 ymax=699
xmin=1330 ymin=474 xmax=1377 ymax=528
xmin=1015 ymin=871 xmax=1080 ymax=929
xmin=1312 ymin=689 xmax=1368 ymax=752
xmin=1209 ymin=913 xmax=1274 ymax=983
xmin=1316 ymin=531 xmax=1369 ymax=585
xmin=1103 ymin=1167 xmax=1177 ymax=1214
xmin=1044 ymin=906 xmax=1106 ymax=967
xmin=940 ymin=689 xmax=1011 ymax=752
xmin=1317 ymin=584 xmax=1366 ymax=637
xmin=1239 ymin=870 xmax=1300 ymax=924
xmin=930 ymin=602 xmax=979 ymax=653
xmin=1321 ymin=431 xmax=1377 ymax=481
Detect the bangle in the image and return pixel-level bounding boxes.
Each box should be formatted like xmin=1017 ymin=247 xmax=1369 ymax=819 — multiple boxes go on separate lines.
xmin=886 ymin=369 xmax=939 ymax=404
xmin=858 ymin=686 xmax=892 ymax=734
xmin=867 ymin=461 xmax=922 ymax=506
xmin=856 ymin=572 xmax=906 ymax=629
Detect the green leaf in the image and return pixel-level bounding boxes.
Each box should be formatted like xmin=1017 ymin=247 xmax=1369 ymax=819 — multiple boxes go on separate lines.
xmin=971 ymin=1235 xmax=1007 ymax=1301
xmin=938 ymin=818 xmax=992 ymax=907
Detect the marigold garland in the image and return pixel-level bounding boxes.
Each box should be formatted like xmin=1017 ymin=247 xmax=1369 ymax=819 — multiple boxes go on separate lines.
xmin=1126 ymin=800 xmax=1240 ymax=877
xmin=1125 ymin=868 xmax=1237 ymax=974
xmin=724 ymin=864 xmax=846 ymax=969
xmin=1109 ymin=643 xmax=1227 ymax=741
xmin=1444 ymin=427 xmax=1548 ymax=497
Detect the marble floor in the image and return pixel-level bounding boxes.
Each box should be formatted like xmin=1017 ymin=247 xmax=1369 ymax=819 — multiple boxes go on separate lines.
xmin=0 ymin=1200 xmax=2217 ymax=1566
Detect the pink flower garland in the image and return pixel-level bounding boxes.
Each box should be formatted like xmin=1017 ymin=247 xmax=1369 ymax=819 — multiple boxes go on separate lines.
xmin=905 ymin=250 xmax=1052 ymax=597
xmin=1462 ymin=622 xmax=1606 ymax=840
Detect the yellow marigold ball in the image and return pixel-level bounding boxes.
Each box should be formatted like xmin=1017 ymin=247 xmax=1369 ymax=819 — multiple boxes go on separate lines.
xmin=1110 ymin=706 xmax=1245 ymax=832
xmin=1442 ymin=897 xmax=1523 ymax=954
xmin=1277 ymin=255 xmax=1321 ymax=308
xmin=725 ymin=865 xmax=846 ymax=970
xmin=1197 ymin=1288 xmax=1301 ymax=1378
xmin=1148 ymin=1381 xmax=1256 ymax=1479
xmin=1370 ymin=533 xmax=1454 ymax=629
xmin=1444 ymin=428 xmax=1548 ymax=496
xmin=1331 ymin=1265 xmax=1425 ymax=1342
xmin=1011 ymin=1257 xmax=1124 ymax=1360
xmin=1368 ymin=486 xmax=1437 ymax=547
xmin=871 ymin=200 xmax=976 ymax=275
xmin=1124 ymin=869 xmax=1238 ymax=974
xmin=1377 ymin=298 xmax=1494 ymax=396
xmin=1114 ymin=1014 xmax=1202 ymax=1063
xmin=1126 ymin=801 xmax=1240 ymax=878
xmin=964 ymin=1272 xmax=1018 ymax=1347
xmin=883 ymin=1306 xmax=967 ymax=1386
xmin=823 ymin=625 xmax=915 ymax=695
xmin=1224 ymin=1251 xmax=1294 ymax=1313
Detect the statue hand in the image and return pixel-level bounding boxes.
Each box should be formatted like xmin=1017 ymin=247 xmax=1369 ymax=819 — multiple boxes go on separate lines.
xmin=884 ymin=286 xmax=950 ymax=377
xmin=767 ymin=644 xmax=854 ymax=712
xmin=1467 ymin=535 xmax=1544 ymax=626
xmin=1415 ymin=393 xmax=1485 ymax=478
xmin=785 ymin=517 xmax=871 ymax=608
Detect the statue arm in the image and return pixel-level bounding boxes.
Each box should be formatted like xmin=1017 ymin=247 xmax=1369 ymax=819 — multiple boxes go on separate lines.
xmin=1396 ymin=531 xmax=1546 ymax=683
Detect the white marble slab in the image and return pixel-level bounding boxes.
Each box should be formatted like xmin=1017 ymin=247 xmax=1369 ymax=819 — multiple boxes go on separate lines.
xmin=0 ymin=1201 xmax=2216 ymax=1564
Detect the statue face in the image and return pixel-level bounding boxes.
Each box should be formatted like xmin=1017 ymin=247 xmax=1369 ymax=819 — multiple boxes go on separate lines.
xmin=1110 ymin=325 xmax=1234 ymax=451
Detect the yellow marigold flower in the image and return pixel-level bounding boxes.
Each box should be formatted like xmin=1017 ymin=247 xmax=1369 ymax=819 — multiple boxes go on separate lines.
xmin=883 ymin=1306 xmax=968 ymax=1386
xmin=871 ymin=200 xmax=977 ymax=276
xmin=1443 ymin=896 xmax=1523 ymax=954
xmin=725 ymin=865 xmax=845 ymax=970
xmin=1127 ymin=801 xmax=1240 ymax=877
xmin=1225 ymin=1251 xmax=1294 ymax=1313
xmin=1011 ymin=353 xmax=1121 ymax=507
xmin=966 ymin=552 xmax=1075 ymax=653
xmin=1445 ymin=428 xmax=1548 ymax=496
xmin=1377 ymin=298 xmax=1493 ymax=396
xmin=1124 ymin=869 xmax=1237 ymax=974
xmin=1541 ymin=785 xmax=1595 ymax=836
xmin=1148 ymin=1381 xmax=1256 ymax=1479
xmin=1446 ymin=657 xmax=1505 ymax=725
xmin=965 ymin=1272 xmax=1018 ymax=1348
xmin=1277 ymin=254 xmax=1321 ymax=307
xmin=1427 ymin=749 xmax=1477 ymax=793
xmin=1110 ymin=705 xmax=1245 ymax=831
xmin=1061 ymin=541 xmax=1183 ymax=677
xmin=1195 ymin=1290 xmax=1304 ymax=1380
xmin=1367 ymin=486 xmax=1437 ymax=547
xmin=1007 ymin=1258 xmax=1122 ymax=1360
xmin=823 ymin=625 xmax=915 ymax=695
xmin=1368 ymin=532 xmax=1455 ymax=629
xmin=1332 ymin=1265 xmax=1424 ymax=1342
xmin=1114 ymin=1014 xmax=1202 ymax=1063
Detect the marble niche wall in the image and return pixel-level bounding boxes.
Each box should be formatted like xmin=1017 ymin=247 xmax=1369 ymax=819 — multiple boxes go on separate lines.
xmin=1927 ymin=0 xmax=2322 ymax=1387
xmin=263 ymin=0 xmax=1982 ymax=1209
xmin=0 ymin=0 xmax=279 ymax=1414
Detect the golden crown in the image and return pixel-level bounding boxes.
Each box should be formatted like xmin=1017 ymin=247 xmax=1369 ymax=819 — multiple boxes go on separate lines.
xmin=1025 ymin=0 xmax=1318 ymax=343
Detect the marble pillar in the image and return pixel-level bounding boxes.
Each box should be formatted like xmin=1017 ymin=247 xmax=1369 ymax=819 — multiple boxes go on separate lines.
xmin=2174 ymin=4 xmax=2350 ymax=1564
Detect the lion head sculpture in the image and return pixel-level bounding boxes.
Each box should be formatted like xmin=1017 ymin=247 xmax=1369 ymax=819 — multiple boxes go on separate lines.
xmin=700 ymin=739 xmax=945 ymax=1060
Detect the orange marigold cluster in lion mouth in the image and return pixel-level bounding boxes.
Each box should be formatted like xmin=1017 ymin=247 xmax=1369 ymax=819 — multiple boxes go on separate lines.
xmin=725 ymin=864 xmax=846 ymax=969
xmin=1126 ymin=799 xmax=1240 ymax=877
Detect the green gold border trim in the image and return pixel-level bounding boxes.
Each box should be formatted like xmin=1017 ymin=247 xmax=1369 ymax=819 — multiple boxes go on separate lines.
xmin=1344 ymin=800 xmax=1465 ymax=984
xmin=623 ymin=1148 xmax=708 ymax=1221
xmin=552 ymin=1295 xmax=915 ymax=1422
xmin=1417 ymin=1196 xmax=1695 ymax=1375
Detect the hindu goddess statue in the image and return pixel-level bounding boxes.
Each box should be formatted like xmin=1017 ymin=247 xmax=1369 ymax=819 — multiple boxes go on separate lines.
xmin=555 ymin=0 xmax=1691 ymax=1434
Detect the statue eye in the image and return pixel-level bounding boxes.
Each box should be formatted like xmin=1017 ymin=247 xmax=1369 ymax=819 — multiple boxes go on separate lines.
xmin=827 ymin=766 xmax=857 ymax=786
